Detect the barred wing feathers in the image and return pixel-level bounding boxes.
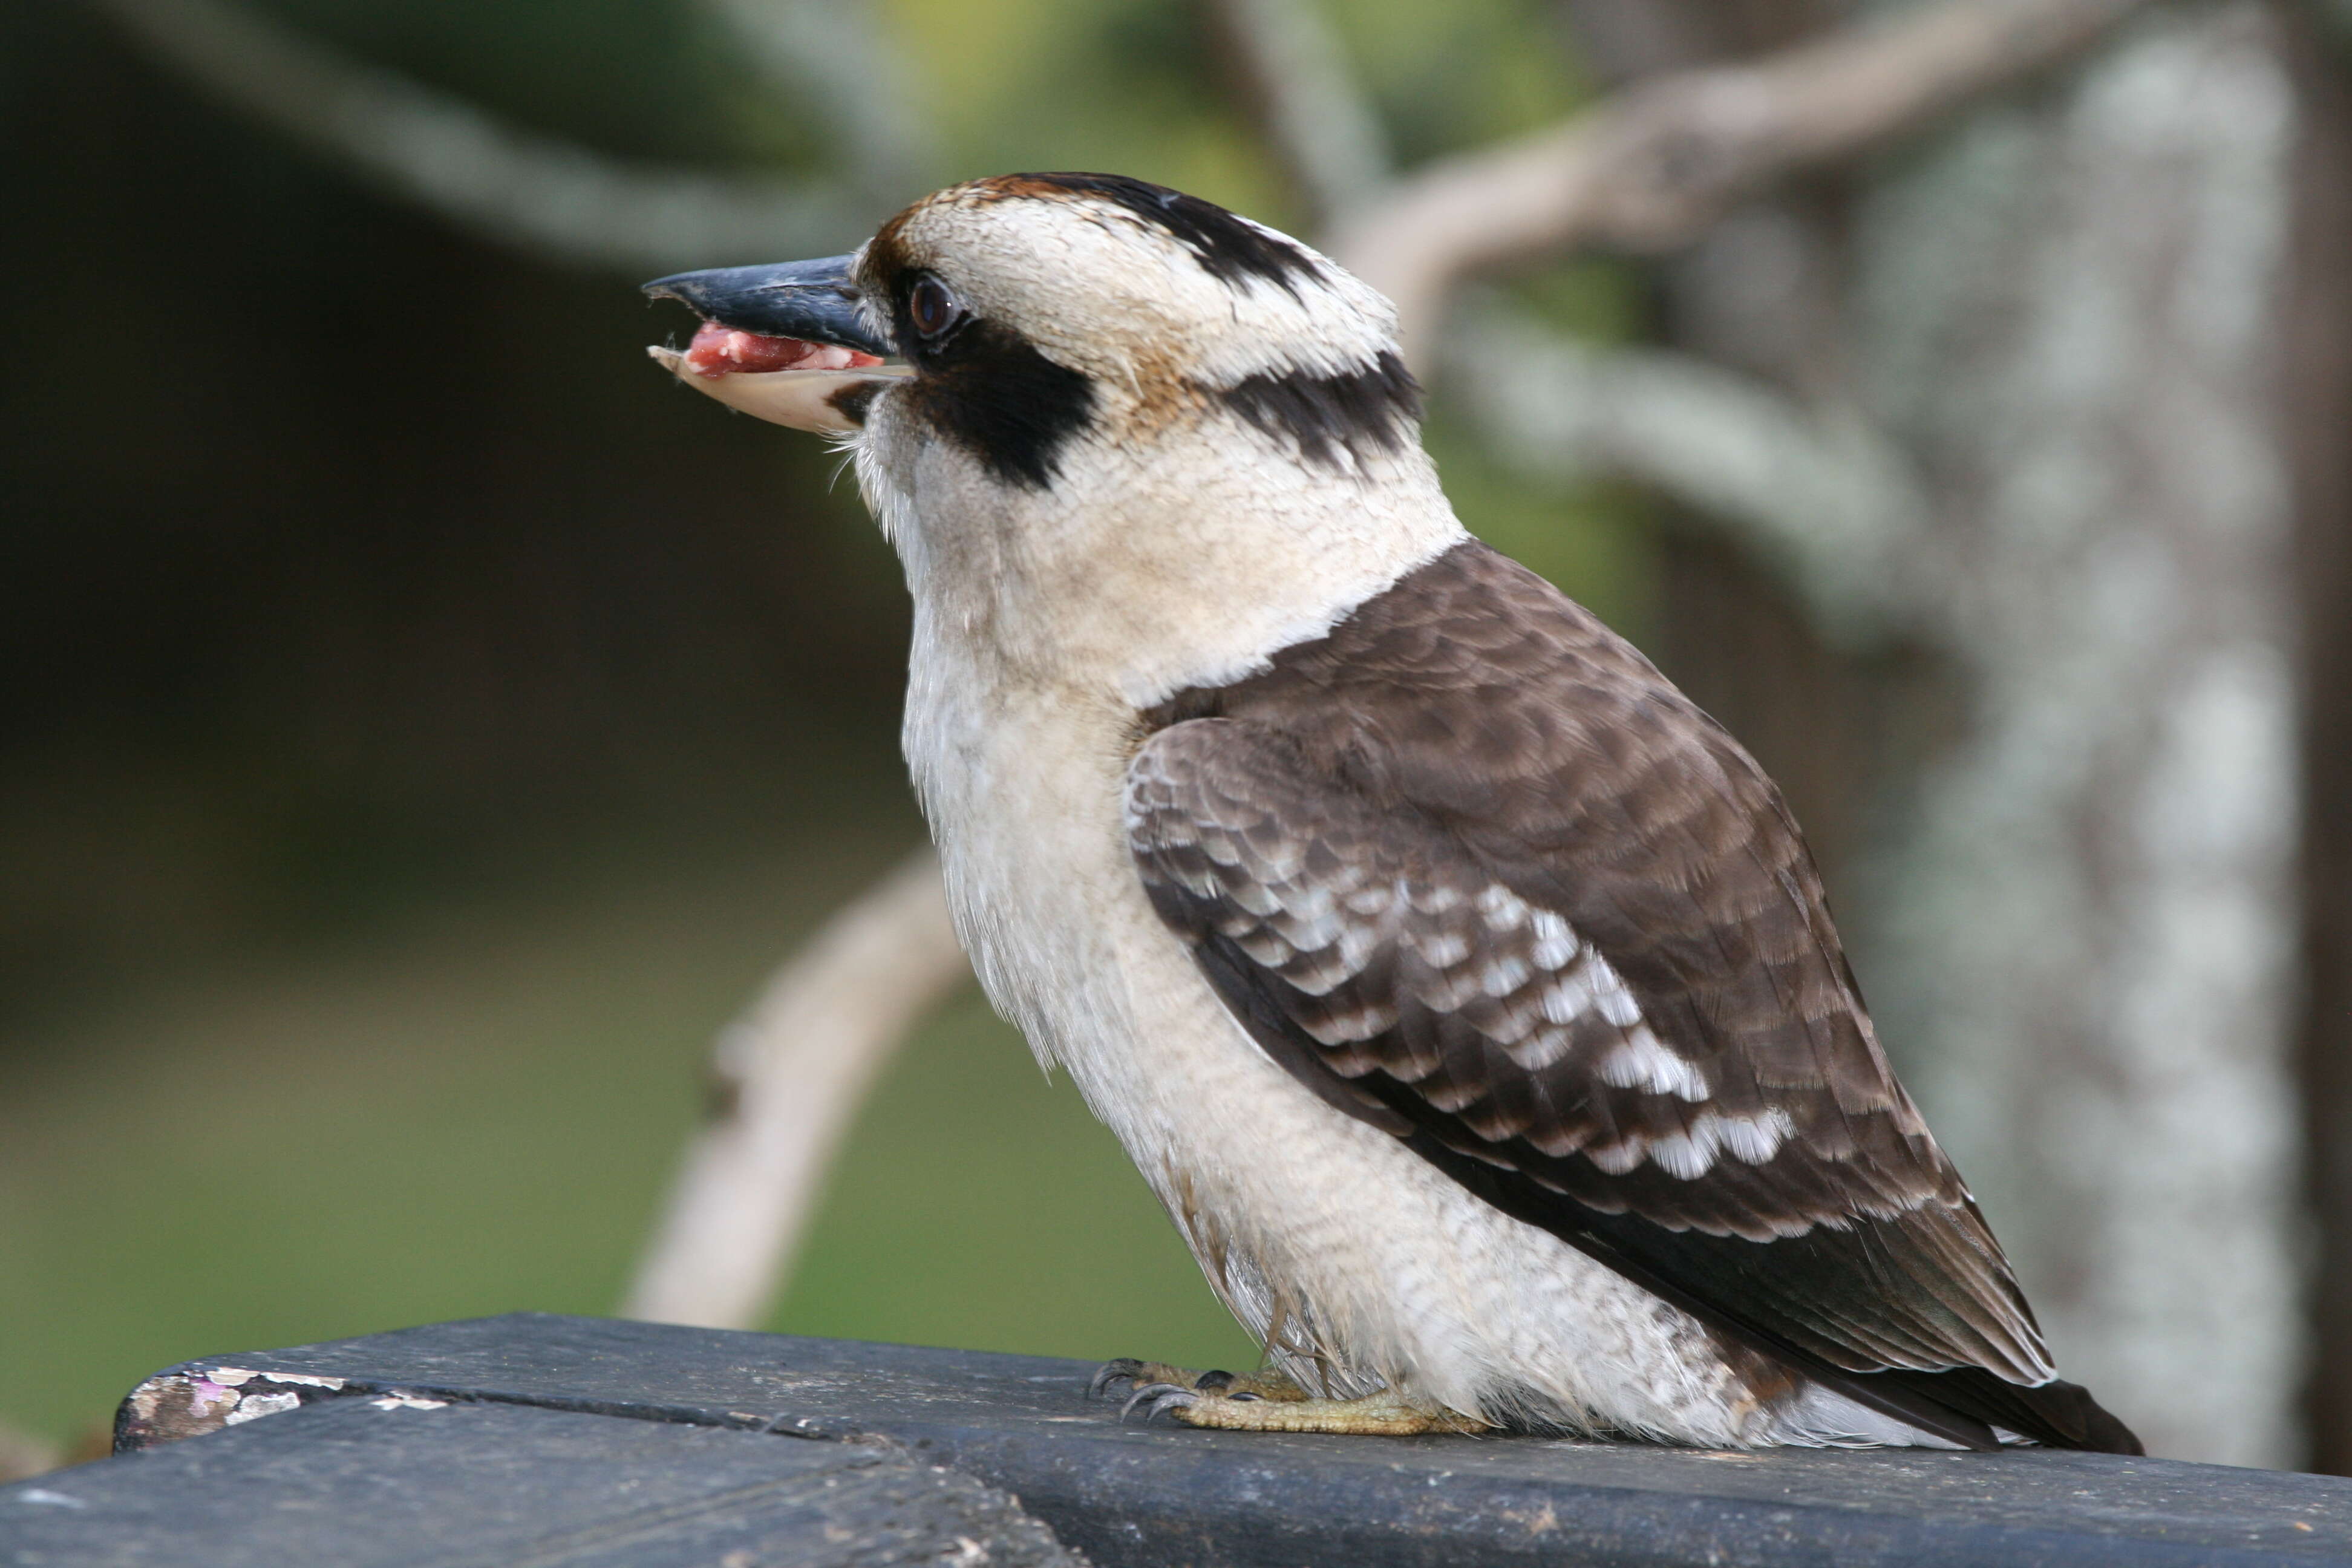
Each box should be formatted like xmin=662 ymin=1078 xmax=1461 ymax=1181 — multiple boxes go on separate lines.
xmin=1125 ymin=542 xmax=2140 ymax=1454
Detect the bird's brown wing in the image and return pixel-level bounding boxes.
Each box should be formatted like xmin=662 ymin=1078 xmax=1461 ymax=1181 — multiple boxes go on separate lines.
xmin=1125 ymin=541 xmax=2140 ymax=1453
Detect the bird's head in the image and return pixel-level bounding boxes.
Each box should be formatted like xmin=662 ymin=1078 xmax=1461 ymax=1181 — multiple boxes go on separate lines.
xmin=646 ymin=174 xmax=1462 ymax=698
xmin=646 ymin=173 xmax=1420 ymax=475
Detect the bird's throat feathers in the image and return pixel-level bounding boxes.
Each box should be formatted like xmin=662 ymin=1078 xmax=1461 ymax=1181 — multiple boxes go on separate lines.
xmin=853 ymin=388 xmax=1463 ymax=711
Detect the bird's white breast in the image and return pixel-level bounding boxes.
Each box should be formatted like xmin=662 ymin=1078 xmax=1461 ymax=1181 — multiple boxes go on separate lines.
xmin=855 ymin=398 xmax=1919 ymax=1448
xmin=898 ymin=626 xmax=1832 ymax=1443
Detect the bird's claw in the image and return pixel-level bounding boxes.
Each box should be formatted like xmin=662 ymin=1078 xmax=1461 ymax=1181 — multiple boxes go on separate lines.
xmin=1091 ymin=1359 xmax=1256 ymax=1401
xmin=1120 ymin=1382 xmax=1199 ymax=1423
xmin=1088 ymin=1358 xmax=1147 ymax=1400
xmin=1100 ymin=1362 xmax=1270 ymax=1423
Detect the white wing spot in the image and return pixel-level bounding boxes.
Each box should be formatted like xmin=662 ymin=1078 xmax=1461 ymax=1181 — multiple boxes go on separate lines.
xmin=1509 ymin=1028 xmax=1574 ymax=1071
xmin=1537 ymin=970 xmax=1596 ymax=1024
xmin=1480 ymin=955 xmax=1533 ymax=998
xmin=1636 ymin=1108 xmax=1797 ymax=1180
xmin=1282 ymin=950 xmax=1358 ymax=997
xmin=1596 ymin=1027 xmax=1708 ymax=1102
xmin=1597 ymin=984 xmax=1643 ymax=1028
xmin=1587 ymin=1137 xmax=1647 ymax=1175
xmin=1714 ymin=1107 xmax=1796 ymax=1165
xmin=1415 ymin=931 xmax=1471 ymax=969
xmin=1281 ymin=910 xmax=1344 ymax=952
xmin=1647 ymin=1126 xmax=1720 ymax=1180
xmin=1479 ymin=996 xmax=1544 ymax=1047
xmin=1475 ymin=884 xmax=1529 ymax=930
xmin=1529 ymin=909 xmax=1579 ymax=970
xmin=1230 ymin=881 xmax=1282 ymax=916
xmin=1304 ymin=1002 xmax=1397 ymax=1044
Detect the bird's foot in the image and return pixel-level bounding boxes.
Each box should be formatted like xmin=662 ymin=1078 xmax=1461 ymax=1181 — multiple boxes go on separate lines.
xmin=1089 ymin=1359 xmax=1483 ymax=1436
xmin=1088 ymin=1359 xmax=1307 ymax=1405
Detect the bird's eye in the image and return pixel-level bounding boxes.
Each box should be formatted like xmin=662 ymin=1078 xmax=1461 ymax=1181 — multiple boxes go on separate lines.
xmin=908 ymin=275 xmax=963 ymax=340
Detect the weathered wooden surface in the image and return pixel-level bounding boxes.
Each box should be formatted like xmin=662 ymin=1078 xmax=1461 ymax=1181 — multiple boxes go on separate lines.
xmin=7 ymin=1388 xmax=1077 ymax=1567
xmin=0 ymin=1313 xmax=2330 ymax=1566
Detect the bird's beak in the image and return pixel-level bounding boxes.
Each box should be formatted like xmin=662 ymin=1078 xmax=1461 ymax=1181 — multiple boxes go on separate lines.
xmin=642 ymin=255 xmax=908 ymax=434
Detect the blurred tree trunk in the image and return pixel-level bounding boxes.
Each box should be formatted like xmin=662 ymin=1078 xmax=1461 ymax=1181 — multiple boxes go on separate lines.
xmin=2288 ymin=1 xmax=2352 ymax=1478
xmin=1854 ymin=1 xmax=2305 ymax=1466
xmin=1567 ymin=0 xmax=2315 ymax=1467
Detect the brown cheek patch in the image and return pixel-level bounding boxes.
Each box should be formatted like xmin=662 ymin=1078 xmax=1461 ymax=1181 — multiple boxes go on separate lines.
xmin=862 ymin=212 xmax=915 ymax=289
xmin=1118 ymin=344 xmax=1215 ymax=442
xmin=961 ymin=174 xmax=1095 ymax=203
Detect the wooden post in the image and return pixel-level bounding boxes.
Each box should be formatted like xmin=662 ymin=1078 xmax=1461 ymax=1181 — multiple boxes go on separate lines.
xmin=12 ymin=1313 xmax=2344 ymax=1566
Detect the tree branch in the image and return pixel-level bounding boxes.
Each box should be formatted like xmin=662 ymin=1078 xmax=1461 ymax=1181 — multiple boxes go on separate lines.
xmin=1195 ymin=1 xmax=1940 ymax=637
xmin=83 ymin=0 xmax=878 ymax=271
xmin=1332 ymin=0 xmax=2155 ymax=367
xmin=622 ymin=848 xmax=970 ymax=1330
xmin=1192 ymin=0 xmax=1391 ymax=227
xmin=1443 ymin=301 xmax=1936 ymax=647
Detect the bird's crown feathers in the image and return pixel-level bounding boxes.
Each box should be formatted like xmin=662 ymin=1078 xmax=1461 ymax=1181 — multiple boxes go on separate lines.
xmin=863 ymin=174 xmax=1397 ymax=386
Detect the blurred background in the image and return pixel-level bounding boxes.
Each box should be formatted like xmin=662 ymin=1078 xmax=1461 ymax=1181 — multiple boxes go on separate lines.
xmin=3 ymin=0 xmax=2348 ymax=1477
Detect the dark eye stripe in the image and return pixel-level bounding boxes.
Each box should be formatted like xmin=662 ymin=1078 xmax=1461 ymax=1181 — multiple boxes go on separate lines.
xmin=1215 ymin=351 xmax=1422 ymax=471
xmin=901 ymin=319 xmax=1097 ymax=490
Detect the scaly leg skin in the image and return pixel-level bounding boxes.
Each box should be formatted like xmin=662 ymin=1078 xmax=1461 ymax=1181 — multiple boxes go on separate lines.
xmin=1088 ymin=1359 xmax=1486 ymax=1436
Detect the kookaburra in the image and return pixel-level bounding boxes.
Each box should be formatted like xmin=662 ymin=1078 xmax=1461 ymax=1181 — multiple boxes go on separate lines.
xmin=645 ymin=173 xmax=2141 ymax=1454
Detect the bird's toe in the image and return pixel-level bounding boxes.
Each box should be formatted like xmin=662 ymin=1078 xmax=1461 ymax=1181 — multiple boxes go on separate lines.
xmin=1089 ymin=1359 xmax=1203 ymax=1401
xmin=1120 ymin=1382 xmax=1200 ymax=1423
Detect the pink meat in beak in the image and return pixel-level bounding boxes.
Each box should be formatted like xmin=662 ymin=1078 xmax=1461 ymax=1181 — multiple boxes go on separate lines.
xmin=684 ymin=321 xmax=884 ymax=378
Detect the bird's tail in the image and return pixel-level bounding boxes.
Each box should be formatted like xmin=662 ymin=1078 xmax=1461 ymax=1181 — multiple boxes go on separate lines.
xmin=1877 ymin=1365 xmax=2145 ymax=1454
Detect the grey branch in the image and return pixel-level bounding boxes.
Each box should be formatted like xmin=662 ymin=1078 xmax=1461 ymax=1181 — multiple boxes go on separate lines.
xmin=1194 ymin=0 xmax=1392 ymax=226
xmin=623 ymin=849 xmax=971 ymax=1330
xmin=1444 ymin=302 xmax=1934 ymax=646
xmin=1332 ymin=0 xmax=2155 ymax=365
xmin=1192 ymin=0 xmax=1955 ymax=629
xmin=84 ymin=0 xmax=880 ymax=271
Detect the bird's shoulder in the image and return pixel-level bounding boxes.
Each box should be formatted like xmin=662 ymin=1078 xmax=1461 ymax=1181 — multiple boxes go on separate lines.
xmin=1148 ymin=538 xmax=1794 ymax=906
xmin=1139 ymin=538 xmax=1892 ymax=1142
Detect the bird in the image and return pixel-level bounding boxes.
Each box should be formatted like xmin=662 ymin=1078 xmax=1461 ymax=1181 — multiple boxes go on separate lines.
xmin=642 ymin=172 xmax=2142 ymax=1454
